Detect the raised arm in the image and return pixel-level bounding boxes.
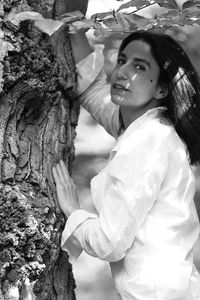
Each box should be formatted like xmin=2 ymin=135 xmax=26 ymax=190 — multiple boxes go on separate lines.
xmin=70 ymin=32 xmax=93 ymax=64
xmin=70 ymin=32 xmax=120 ymax=138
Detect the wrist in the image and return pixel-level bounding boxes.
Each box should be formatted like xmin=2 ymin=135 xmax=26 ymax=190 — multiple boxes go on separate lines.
xmin=70 ymin=33 xmax=93 ymax=64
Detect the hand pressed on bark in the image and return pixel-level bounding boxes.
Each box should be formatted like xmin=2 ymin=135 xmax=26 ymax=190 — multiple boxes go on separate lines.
xmin=52 ymin=160 xmax=80 ymax=218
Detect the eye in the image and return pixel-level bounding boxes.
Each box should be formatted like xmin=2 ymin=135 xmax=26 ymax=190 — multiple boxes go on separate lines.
xmin=135 ymin=64 xmax=146 ymax=71
xmin=117 ymin=57 xmax=126 ymax=65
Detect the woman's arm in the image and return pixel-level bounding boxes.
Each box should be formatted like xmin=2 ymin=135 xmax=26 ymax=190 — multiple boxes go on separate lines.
xmin=78 ymin=67 xmax=120 ymax=138
xmin=57 ymin=130 xmax=169 ymax=263
xmin=70 ymin=32 xmax=93 ymax=64
xmin=70 ymin=32 xmax=120 ymax=138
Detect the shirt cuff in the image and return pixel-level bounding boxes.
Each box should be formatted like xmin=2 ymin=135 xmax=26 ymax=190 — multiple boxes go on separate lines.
xmin=61 ymin=209 xmax=98 ymax=263
xmin=76 ymin=44 xmax=105 ymax=94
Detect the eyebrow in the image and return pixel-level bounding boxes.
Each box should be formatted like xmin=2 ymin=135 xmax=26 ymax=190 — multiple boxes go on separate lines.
xmin=118 ymin=52 xmax=151 ymax=68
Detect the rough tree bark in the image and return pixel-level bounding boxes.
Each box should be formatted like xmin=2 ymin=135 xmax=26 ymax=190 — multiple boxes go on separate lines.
xmin=0 ymin=0 xmax=88 ymax=299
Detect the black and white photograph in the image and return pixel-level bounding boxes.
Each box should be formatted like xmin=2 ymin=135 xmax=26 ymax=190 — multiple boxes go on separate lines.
xmin=1 ymin=0 xmax=200 ymax=299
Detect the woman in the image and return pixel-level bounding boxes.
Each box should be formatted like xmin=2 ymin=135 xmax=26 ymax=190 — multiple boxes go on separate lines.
xmin=52 ymin=30 xmax=200 ymax=299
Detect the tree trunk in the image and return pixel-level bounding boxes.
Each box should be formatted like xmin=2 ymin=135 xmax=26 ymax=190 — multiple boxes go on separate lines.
xmin=0 ymin=0 xmax=88 ymax=299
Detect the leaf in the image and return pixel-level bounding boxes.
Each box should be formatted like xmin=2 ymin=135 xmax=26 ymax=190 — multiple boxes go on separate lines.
xmin=184 ymin=8 xmax=200 ymax=24
xmin=34 ymin=19 xmax=63 ymax=36
xmin=115 ymin=12 xmax=131 ymax=30
xmin=126 ymin=13 xmax=156 ymax=29
xmin=181 ymin=17 xmax=195 ymax=25
xmin=191 ymin=17 xmax=200 ymax=24
xmin=58 ymin=10 xmax=84 ymax=22
xmin=158 ymin=7 xmax=200 ymax=27
xmin=102 ymin=17 xmax=123 ymax=30
xmin=117 ymin=0 xmax=153 ymax=12
xmin=94 ymin=26 xmax=111 ymax=38
xmin=182 ymin=0 xmax=200 ymax=9
xmin=141 ymin=21 xmax=158 ymax=30
xmin=91 ymin=11 xmax=114 ymax=20
xmin=9 ymin=11 xmax=44 ymax=27
xmin=158 ymin=8 xmax=181 ymax=17
xmin=35 ymin=17 xmax=96 ymax=36
xmin=155 ymin=0 xmax=180 ymax=9
xmin=136 ymin=17 xmax=157 ymax=29
xmin=117 ymin=0 xmax=153 ymax=11
xmin=9 ymin=10 xmax=90 ymax=36
xmin=69 ymin=19 xmax=98 ymax=31
xmin=156 ymin=10 xmax=196 ymax=27
xmin=8 ymin=10 xmax=86 ymax=36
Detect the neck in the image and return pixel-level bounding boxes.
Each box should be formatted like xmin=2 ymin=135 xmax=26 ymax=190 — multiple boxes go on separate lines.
xmin=120 ymin=101 xmax=161 ymax=130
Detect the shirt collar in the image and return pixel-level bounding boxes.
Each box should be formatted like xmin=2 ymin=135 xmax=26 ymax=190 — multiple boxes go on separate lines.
xmin=113 ymin=106 xmax=167 ymax=152
xmin=122 ymin=106 xmax=166 ymax=132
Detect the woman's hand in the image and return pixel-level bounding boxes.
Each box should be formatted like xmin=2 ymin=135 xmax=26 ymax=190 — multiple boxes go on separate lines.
xmin=68 ymin=20 xmax=91 ymax=35
xmin=52 ymin=160 xmax=80 ymax=218
xmin=66 ymin=17 xmax=93 ymax=64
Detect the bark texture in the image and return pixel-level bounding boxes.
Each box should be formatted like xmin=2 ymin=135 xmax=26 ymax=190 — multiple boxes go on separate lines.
xmin=0 ymin=0 xmax=88 ymax=299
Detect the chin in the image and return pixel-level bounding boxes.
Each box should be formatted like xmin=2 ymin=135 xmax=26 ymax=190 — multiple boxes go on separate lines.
xmin=111 ymin=95 xmax=126 ymax=106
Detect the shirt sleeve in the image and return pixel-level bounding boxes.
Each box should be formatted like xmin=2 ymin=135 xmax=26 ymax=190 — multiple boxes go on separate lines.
xmin=76 ymin=45 xmax=120 ymax=138
xmin=62 ymin=132 xmax=169 ymax=263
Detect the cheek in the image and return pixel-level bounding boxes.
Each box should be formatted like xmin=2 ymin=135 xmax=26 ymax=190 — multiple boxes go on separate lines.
xmin=110 ymin=71 xmax=115 ymax=83
xmin=148 ymin=77 xmax=158 ymax=89
xmin=110 ymin=68 xmax=119 ymax=84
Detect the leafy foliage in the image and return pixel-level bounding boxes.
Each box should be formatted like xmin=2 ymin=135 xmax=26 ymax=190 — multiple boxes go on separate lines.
xmin=155 ymin=0 xmax=180 ymax=10
xmin=116 ymin=0 xmax=154 ymax=12
xmin=183 ymin=0 xmax=200 ymax=10
xmin=90 ymin=0 xmax=200 ymax=37
xmin=5 ymin=0 xmax=200 ymax=38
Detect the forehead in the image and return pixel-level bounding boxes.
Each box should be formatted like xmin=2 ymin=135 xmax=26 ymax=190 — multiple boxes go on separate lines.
xmin=121 ymin=40 xmax=156 ymax=63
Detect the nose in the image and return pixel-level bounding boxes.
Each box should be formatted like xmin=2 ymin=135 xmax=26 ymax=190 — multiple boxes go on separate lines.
xmin=116 ymin=63 xmax=129 ymax=80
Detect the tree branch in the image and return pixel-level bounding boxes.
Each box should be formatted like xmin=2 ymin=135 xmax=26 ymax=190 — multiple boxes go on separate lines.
xmin=127 ymin=2 xmax=157 ymax=16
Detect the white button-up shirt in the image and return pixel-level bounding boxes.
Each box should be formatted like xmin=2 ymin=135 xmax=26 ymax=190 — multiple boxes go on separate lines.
xmin=61 ymin=46 xmax=200 ymax=299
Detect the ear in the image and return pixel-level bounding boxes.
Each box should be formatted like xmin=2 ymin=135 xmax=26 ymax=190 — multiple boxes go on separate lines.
xmin=155 ymin=84 xmax=168 ymax=100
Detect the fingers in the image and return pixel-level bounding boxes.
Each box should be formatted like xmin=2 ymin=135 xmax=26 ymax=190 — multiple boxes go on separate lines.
xmin=60 ymin=160 xmax=74 ymax=185
xmin=56 ymin=162 xmax=65 ymax=183
xmin=52 ymin=166 xmax=60 ymax=186
xmin=60 ymin=160 xmax=69 ymax=177
xmin=52 ymin=160 xmax=72 ymax=187
xmin=68 ymin=22 xmax=90 ymax=35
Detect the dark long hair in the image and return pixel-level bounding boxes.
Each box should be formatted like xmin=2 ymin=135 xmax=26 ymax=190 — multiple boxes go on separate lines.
xmin=119 ymin=31 xmax=200 ymax=166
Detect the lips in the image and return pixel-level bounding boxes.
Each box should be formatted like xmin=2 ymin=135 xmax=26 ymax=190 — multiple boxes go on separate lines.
xmin=112 ymin=83 xmax=129 ymax=91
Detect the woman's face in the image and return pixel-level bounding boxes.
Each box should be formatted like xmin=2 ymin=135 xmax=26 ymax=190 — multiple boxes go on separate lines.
xmin=110 ymin=40 xmax=163 ymax=110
